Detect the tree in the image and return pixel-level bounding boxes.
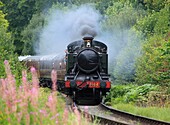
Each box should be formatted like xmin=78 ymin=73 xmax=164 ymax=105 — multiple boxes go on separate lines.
xmin=135 ymin=3 xmax=170 ymax=86
xmin=0 ymin=0 xmax=36 ymax=54
xmin=21 ymin=13 xmax=45 ymax=55
xmin=103 ymin=1 xmax=145 ymax=83
xmin=135 ymin=35 xmax=170 ymax=86
xmin=21 ymin=2 xmax=67 ymax=55
xmin=143 ymin=0 xmax=168 ymax=12
xmin=0 ymin=2 xmax=24 ymax=85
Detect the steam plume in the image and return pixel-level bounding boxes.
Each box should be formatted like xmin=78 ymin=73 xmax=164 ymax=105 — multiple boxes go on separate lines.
xmin=36 ymin=5 xmax=101 ymax=55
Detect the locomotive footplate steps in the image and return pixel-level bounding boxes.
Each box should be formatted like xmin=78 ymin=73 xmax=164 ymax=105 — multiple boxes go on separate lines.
xmin=71 ymin=89 xmax=104 ymax=105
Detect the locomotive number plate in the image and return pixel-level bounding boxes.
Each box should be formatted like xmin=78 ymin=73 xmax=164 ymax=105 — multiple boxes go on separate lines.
xmin=88 ymin=81 xmax=100 ymax=88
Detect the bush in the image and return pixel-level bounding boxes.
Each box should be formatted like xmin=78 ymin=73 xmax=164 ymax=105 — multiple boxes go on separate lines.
xmin=105 ymin=84 xmax=158 ymax=105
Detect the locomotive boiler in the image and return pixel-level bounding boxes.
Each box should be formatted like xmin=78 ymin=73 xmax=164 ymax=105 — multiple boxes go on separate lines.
xmin=20 ymin=36 xmax=111 ymax=105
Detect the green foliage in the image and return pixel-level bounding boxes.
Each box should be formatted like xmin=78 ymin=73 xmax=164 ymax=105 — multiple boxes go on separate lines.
xmin=112 ymin=29 xmax=143 ymax=83
xmin=1 ymin=0 xmax=36 ymax=54
xmin=21 ymin=2 xmax=67 ymax=55
xmin=105 ymin=84 xmax=158 ymax=104
xmin=133 ymin=2 xmax=170 ymax=86
xmin=21 ymin=13 xmax=45 ymax=55
xmin=34 ymin=0 xmax=58 ymax=13
xmin=104 ymin=1 xmax=144 ymax=30
xmin=103 ymin=1 xmax=145 ymax=82
xmin=135 ymin=5 xmax=170 ymax=37
xmin=143 ymin=0 xmax=168 ymax=12
xmin=112 ymin=103 xmax=170 ymax=122
xmin=0 ymin=0 xmax=59 ymax=55
xmin=0 ymin=2 xmax=14 ymax=77
xmin=0 ymin=3 xmax=24 ymax=85
xmin=135 ymin=35 xmax=170 ymax=86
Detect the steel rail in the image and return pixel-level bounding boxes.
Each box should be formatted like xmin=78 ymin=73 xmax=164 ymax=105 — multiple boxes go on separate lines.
xmin=60 ymin=93 xmax=170 ymax=125
xmin=77 ymin=103 xmax=170 ymax=125
xmin=100 ymin=103 xmax=170 ymax=125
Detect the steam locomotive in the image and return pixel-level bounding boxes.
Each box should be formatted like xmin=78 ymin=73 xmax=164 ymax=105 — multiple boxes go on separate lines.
xmin=20 ymin=36 xmax=111 ymax=104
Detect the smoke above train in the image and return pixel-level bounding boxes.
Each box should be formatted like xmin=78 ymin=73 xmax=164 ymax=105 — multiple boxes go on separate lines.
xmin=36 ymin=5 xmax=101 ymax=55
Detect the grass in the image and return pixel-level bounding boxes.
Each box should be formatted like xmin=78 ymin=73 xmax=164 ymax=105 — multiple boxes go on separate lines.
xmin=0 ymin=60 xmax=96 ymax=125
xmin=112 ymin=103 xmax=170 ymax=122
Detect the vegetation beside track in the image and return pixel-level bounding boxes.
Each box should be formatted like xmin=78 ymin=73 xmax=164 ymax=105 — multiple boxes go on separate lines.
xmin=0 ymin=61 xmax=95 ymax=125
xmin=104 ymin=84 xmax=170 ymax=122
xmin=111 ymin=103 xmax=170 ymax=122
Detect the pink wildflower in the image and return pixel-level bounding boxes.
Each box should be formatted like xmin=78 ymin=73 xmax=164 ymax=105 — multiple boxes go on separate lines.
xmin=17 ymin=112 xmax=22 ymax=123
xmin=25 ymin=113 xmax=30 ymax=125
xmin=50 ymin=113 xmax=59 ymax=120
xmin=4 ymin=60 xmax=8 ymax=65
xmin=56 ymin=120 xmax=58 ymax=124
xmin=31 ymin=87 xmax=38 ymax=95
xmin=30 ymin=66 xmax=36 ymax=73
xmin=51 ymin=69 xmax=57 ymax=91
xmin=30 ymin=112 xmax=37 ymax=115
xmin=14 ymin=99 xmax=22 ymax=103
xmin=30 ymin=67 xmax=39 ymax=88
xmin=8 ymin=118 xmax=10 ymax=122
xmin=22 ymin=70 xmax=30 ymax=92
xmin=74 ymin=107 xmax=81 ymax=125
xmin=63 ymin=108 xmax=69 ymax=125
xmin=48 ymin=95 xmax=53 ymax=102
xmin=46 ymin=93 xmax=57 ymax=115
xmin=22 ymin=76 xmax=27 ymax=82
xmin=30 ymin=87 xmax=38 ymax=106
xmin=0 ymin=79 xmax=7 ymax=98
xmin=3 ymin=60 xmax=12 ymax=80
xmin=39 ymin=109 xmax=47 ymax=116
xmin=19 ymin=85 xmax=22 ymax=89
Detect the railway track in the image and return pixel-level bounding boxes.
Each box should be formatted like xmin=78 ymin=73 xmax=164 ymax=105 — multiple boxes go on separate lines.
xmin=60 ymin=93 xmax=170 ymax=125
xmin=78 ymin=103 xmax=170 ymax=125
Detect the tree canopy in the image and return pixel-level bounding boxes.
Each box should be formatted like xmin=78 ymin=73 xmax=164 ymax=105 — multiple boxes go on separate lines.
xmin=0 ymin=0 xmax=169 ymax=87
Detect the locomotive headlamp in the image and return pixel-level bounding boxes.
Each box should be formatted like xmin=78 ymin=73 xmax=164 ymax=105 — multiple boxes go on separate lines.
xmin=86 ymin=41 xmax=91 ymax=47
xmin=86 ymin=76 xmax=90 ymax=80
xmin=68 ymin=47 xmax=72 ymax=53
xmin=84 ymin=39 xmax=92 ymax=48
xmin=100 ymin=81 xmax=106 ymax=88
xmin=59 ymin=62 xmax=62 ymax=68
xmin=83 ymin=35 xmax=93 ymax=48
xmin=70 ymin=80 xmax=77 ymax=88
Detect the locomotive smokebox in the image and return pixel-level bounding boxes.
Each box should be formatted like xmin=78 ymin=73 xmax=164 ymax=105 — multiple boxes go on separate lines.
xmin=83 ymin=35 xmax=94 ymax=48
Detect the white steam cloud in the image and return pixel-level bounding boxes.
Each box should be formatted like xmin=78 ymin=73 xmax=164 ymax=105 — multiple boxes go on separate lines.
xmin=36 ymin=5 xmax=101 ymax=55
xmin=35 ymin=4 xmax=142 ymax=81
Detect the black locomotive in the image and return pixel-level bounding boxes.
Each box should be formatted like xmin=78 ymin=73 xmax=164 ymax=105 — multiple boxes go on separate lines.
xmin=20 ymin=36 xmax=111 ymax=105
xmin=64 ymin=35 xmax=111 ymax=104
